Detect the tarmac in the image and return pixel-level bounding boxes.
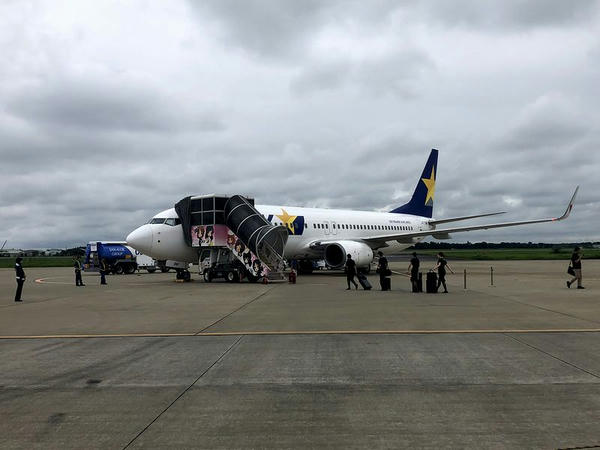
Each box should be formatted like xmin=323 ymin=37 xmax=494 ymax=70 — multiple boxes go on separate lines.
xmin=1 ymin=260 xmax=599 ymax=449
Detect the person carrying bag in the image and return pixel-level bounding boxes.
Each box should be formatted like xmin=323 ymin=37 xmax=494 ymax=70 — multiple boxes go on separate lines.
xmin=376 ymin=251 xmax=391 ymax=291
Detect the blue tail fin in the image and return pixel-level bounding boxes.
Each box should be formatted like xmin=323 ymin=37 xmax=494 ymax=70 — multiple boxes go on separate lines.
xmin=390 ymin=149 xmax=438 ymax=218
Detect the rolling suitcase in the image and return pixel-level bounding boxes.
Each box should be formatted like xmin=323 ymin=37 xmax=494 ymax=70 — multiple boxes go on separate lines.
xmin=426 ymin=272 xmax=438 ymax=293
xmin=288 ymin=271 xmax=297 ymax=284
xmin=382 ymin=277 xmax=391 ymax=291
xmin=357 ymin=273 xmax=372 ymax=290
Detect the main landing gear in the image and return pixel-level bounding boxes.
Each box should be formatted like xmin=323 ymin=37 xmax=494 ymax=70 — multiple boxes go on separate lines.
xmin=298 ymin=260 xmax=314 ymax=275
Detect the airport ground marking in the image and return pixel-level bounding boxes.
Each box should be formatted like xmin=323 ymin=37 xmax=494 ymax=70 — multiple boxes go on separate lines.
xmin=470 ymin=283 xmax=600 ymax=327
xmin=3 ymin=328 xmax=600 ymax=340
xmin=34 ymin=277 xmax=73 ymax=285
xmin=194 ymin=286 xmax=275 ymax=335
xmin=505 ymin=332 xmax=600 ymax=380
xmin=122 ymin=334 xmax=244 ymax=449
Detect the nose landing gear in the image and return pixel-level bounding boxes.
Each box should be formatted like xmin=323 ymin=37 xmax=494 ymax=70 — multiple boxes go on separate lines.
xmin=176 ymin=269 xmax=191 ymax=282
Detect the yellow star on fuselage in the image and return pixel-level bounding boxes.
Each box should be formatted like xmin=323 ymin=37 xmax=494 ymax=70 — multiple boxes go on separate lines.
xmin=421 ymin=166 xmax=436 ymax=205
xmin=276 ymin=209 xmax=297 ymax=234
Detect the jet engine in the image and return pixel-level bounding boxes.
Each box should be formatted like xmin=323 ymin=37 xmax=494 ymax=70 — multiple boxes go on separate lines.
xmin=324 ymin=240 xmax=374 ymax=269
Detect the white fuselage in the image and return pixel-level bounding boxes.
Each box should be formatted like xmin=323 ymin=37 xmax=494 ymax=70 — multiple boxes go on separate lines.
xmin=127 ymin=204 xmax=433 ymax=264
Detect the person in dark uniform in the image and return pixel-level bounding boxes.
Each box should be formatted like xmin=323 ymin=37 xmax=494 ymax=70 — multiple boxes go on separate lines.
xmin=407 ymin=252 xmax=420 ymax=292
xmin=567 ymin=247 xmax=584 ymax=289
xmin=14 ymin=257 xmax=25 ymax=302
xmin=100 ymin=258 xmax=108 ymax=285
xmin=377 ymin=251 xmax=389 ymax=290
xmin=345 ymin=254 xmax=358 ymax=290
xmin=433 ymin=252 xmax=454 ymax=293
xmin=74 ymin=256 xmax=85 ymax=286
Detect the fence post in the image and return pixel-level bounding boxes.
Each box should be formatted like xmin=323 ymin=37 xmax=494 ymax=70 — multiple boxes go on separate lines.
xmin=490 ymin=266 xmax=494 ymax=286
xmin=463 ymin=268 xmax=467 ymax=290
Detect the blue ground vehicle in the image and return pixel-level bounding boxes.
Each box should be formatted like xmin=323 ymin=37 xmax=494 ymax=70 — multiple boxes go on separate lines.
xmin=84 ymin=241 xmax=138 ymax=275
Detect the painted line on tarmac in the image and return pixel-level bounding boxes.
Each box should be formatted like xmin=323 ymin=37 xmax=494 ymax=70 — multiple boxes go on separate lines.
xmin=34 ymin=277 xmax=73 ymax=285
xmin=194 ymin=287 xmax=275 ymax=335
xmin=2 ymin=328 xmax=600 ymax=339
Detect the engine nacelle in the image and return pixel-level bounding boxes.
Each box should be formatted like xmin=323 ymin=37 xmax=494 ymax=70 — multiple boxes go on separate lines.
xmin=324 ymin=240 xmax=374 ymax=268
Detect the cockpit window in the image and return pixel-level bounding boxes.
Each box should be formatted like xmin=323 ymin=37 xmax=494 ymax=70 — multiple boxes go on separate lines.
xmin=150 ymin=218 xmax=166 ymax=224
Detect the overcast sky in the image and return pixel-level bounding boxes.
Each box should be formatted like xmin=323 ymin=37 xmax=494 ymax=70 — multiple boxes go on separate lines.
xmin=1 ymin=0 xmax=599 ymax=249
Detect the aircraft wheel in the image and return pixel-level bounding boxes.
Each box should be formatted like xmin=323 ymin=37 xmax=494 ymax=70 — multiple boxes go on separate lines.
xmin=298 ymin=260 xmax=314 ymax=275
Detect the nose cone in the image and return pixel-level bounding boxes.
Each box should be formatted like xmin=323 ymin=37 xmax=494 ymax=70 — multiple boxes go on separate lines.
xmin=126 ymin=225 xmax=153 ymax=255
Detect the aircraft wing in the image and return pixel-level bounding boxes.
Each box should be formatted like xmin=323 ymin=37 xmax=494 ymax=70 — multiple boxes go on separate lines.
xmin=363 ymin=186 xmax=579 ymax=245
xmin=428 ymin=211 xmax=506 ymax=226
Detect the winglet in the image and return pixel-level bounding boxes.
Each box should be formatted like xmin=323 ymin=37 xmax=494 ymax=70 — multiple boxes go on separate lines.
xmin=554 ymin=186 xmax=579 ymax=221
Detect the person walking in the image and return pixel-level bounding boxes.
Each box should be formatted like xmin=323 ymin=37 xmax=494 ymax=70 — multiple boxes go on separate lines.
xmin=433 ymin=252 xmax=454 ymax=293
xmin=377 ymin=251 xmax=390 ymax=291
xmin=407 ymin=252 xmax=420 ymax=293
xmin=345 ymin=254 xmax=358 ymax=290
xmin=14 ymin=257 xmax=26 ymax=302
xmin=567 ymin=247 xmax=584 ymax=289
xmin=100 ymin=258 xmax=108 ymax=285
xmin=74 ymin=256 xmax=85 ymax=286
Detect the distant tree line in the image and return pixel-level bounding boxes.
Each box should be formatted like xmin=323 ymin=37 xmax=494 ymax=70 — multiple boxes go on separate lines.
xmin=411 ymin=242 xmax=599 ymax=250
xmin=59 ymin=247 xmax=86 ymax=257
xmin=0 ymin=247 xmax=85 ymax=257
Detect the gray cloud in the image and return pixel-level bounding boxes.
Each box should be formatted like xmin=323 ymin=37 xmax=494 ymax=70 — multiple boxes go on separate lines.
xmin=420 ymin=0 xmax=599 ymax=30
xmin=190 ymin=0 xmax=402 ymax=60
xmin=6 ymin=75 xmax=225 ymax=133
xmin=291 ymin=50 xmax=433 ymax=97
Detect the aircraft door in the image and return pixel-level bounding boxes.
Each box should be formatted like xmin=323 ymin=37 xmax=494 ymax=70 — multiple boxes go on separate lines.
xmin=323 ymin=221 xmax=330 ymax=235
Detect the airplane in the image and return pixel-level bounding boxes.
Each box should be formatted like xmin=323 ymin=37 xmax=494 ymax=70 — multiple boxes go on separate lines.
xmin=126 ymin=149 xmax=578 ymax=274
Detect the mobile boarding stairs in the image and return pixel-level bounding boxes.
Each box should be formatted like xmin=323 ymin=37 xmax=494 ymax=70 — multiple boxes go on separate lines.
xmin=175 ymin=194 xmax=288 ymax=282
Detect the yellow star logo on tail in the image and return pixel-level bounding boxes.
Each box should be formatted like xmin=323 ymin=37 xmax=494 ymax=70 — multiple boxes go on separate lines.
xmin=276 ymin=209 xmax=298 ymax=234
xmin=421 ymin=166 xmax=436 ymax=205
